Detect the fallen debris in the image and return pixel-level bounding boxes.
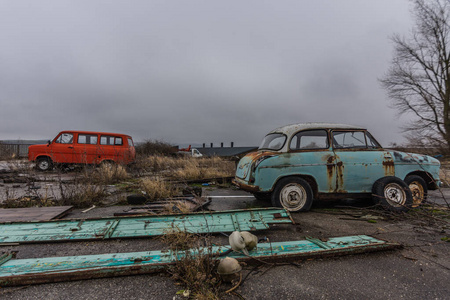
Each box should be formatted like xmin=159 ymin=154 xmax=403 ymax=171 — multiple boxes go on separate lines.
xmin=0 ymin=208 xmax=293 ymax=245
xmin=0 ymin=235 xmax=399 ymax=287
xmin=117 ymin=196 xmax=210 ymax=216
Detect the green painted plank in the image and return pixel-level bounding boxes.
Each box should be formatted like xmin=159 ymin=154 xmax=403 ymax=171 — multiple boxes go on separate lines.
xmin=0 ymin=235 xmax=399 ymax=287
xmin=0 ymin=208 xmax=292 ymax=244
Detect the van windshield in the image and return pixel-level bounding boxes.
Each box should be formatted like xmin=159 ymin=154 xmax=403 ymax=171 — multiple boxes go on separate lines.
xmin=259 ymin=133 xmax=286 ymax=151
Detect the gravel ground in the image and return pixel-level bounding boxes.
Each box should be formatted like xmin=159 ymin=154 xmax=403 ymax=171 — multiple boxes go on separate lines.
xmin=0 ymin=186 xmax=449 ymax=299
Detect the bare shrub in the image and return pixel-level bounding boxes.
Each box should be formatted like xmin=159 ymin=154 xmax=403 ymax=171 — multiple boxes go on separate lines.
xmin=59 ymin=182 xmax=108 ymax=208
xmin=163 ymin=231 xmax=221 ymax=299
xmin=135 ymin=139 xmax=177 ymax=156
xmin=160 ymin=229 xmax=197 ymax=250
xmin=139 ymin=177 xmax=179 ymax=200
xmin=0 ymin=142 xmax=15 ymax=160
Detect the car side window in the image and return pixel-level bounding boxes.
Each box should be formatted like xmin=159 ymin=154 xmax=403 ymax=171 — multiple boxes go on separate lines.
xmin=78 ymin=134 xmax=98 ymax=145
xmin=332 ymin=131 xmax=367 ymax=149
xmin=290 ymin=130 xmax=329 ymax=150
xmin=366 ymin=132 xmax=381 ymax=148
xmin=55 ymin=133 xmax=73 ymax=144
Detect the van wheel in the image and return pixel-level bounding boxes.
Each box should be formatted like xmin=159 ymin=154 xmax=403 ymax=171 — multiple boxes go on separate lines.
xmin=372 ymin=176 xmax=412 ymax=212
xmin=271 ymin=177 xmax=313 ymax=212
xmin=36 ymin=157 xmax=53 ymax=171
xmin=404 ymin=175 xmax=428 ymax=207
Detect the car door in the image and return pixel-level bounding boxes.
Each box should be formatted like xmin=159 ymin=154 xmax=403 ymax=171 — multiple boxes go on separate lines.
xmin=331 ymin=130 xmax=394 ymax=193
xmin=50 ymin=132 xmax=74 ymax=163
xmin=287 ymin=129 xmax=337 ymax=193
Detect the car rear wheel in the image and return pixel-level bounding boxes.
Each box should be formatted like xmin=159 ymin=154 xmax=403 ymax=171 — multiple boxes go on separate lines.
xmin=404 ymin=175 xmax=428 ymax=207
xmin=372 ymin=176 xmax=412 ymax=212
xmin=36 ymin=157 xmax=53 ymax=171
xmin=271 ymin=177 xmax=313 ymax=212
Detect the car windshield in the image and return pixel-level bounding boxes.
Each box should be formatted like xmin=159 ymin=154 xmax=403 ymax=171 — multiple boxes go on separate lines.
xmin=259 ymin=133 xmax=286 ymax=150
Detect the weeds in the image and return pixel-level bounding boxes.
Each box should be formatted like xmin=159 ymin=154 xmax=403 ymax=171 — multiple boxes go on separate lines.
xmin=87 ymin=163 xmax=129 ymax=184
xmin=139 ymin=178 xmax=179 ymax=200
xmin=59 ymin=182 xmax=109 ymax=208
xmin=162 ymin=230 xmax=222 ymax=300
xmin=135 ymin=139 xmax=177 ymax=156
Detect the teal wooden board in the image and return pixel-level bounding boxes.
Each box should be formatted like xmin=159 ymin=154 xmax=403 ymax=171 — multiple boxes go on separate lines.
xmin=0 ymin=235 xmax=399 ymax=287
xmin=0 ymin=208 xmax=292 ymax=244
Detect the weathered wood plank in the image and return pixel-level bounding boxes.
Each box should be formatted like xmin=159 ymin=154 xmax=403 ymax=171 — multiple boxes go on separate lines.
xmin=0 ymin=206 xmax=73 ymax=222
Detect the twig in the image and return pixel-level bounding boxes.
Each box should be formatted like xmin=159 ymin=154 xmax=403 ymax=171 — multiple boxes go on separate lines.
xmin=225 ymin=272 xmax=242 ymax=294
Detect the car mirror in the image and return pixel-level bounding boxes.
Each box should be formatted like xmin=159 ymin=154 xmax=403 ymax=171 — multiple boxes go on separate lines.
xmin=47 ymin=140 xmax=51 ymax=146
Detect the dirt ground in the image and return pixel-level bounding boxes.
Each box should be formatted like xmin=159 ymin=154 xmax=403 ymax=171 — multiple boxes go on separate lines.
xmin=0 ymin=185 xmax=449 ymax=300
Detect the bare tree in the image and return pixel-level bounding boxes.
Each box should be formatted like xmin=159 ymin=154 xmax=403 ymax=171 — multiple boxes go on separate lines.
xmin=380 ymin=0 xmax=450 ymax=150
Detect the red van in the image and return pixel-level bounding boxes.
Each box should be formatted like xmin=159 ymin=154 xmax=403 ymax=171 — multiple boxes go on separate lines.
xmin=28 ymin=131 xmax=136 ymax=171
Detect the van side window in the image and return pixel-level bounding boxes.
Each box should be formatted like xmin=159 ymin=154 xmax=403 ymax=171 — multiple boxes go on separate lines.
xmin=100 ymin=136 xmax=114 ymax=145
xmin=127 ymin=138 xmax=134 ymax=147
xmin=100 ymin=136 xmax=122 ymax=145
xmin=78 ymin=134 xmax=98 ymax=145
xmin=55 ymin=133 xmax=73 ymax=144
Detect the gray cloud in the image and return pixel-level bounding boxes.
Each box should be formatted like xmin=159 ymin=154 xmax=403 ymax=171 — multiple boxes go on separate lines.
xmin=0 ymin=0 xmax=412 ymax=146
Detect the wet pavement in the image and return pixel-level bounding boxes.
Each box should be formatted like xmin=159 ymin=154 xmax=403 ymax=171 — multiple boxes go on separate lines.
xmin=1 ymin=186 xmax=449 ymax=300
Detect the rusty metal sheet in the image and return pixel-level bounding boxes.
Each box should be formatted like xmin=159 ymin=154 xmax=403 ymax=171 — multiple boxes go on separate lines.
xmin=0 ymin=235 xmax=399 ymax=287
xmin=0 ymin=208 xmax=293 ymax=245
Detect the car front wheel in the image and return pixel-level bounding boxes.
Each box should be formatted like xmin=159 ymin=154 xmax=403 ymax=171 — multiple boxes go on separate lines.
xmin=404 ymin=175 xmax=428 ymax=207
xmin=271 ymin=177 xmax=313 ymax=212
xmin=36 ymin=157 xmax=53 ymax=171
xmin=372 ymin=176 xmax=412 ymax=212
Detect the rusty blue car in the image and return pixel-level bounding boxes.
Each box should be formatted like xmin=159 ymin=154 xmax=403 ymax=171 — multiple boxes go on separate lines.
xmin=234 ymin=123 xmax=440 ymax=212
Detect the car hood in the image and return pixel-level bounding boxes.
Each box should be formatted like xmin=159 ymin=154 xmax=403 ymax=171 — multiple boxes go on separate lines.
xmin=388 ymin=150 xmax=440 ymax=165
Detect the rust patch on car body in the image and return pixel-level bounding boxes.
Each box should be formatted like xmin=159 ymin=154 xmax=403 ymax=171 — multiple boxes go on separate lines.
xmin=382 ymin=160 xmax=395 ymax=176
xmin=335 ymin=161 xmax=346 ymax=193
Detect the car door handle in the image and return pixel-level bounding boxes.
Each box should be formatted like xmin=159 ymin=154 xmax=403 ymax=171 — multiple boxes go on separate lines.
xmin=68 ymin=146 xmax=74 ymax=149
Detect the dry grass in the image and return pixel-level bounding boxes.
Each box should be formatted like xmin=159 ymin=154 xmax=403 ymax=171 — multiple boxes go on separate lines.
xmin=133 ymin=155 xmax=235 ymax=181
xmin=160 ymin=229 xmax=197 ymax=250
xmin=162 ymin=201 xmax=194 ymax=214
xmin=139 ymin=177 xmax=179 ymax=200
xmin=173 ymin=157 xmax=235 ymax=181
xmin=162 ymin=231 xmax=221 ymax=299
xmin=440 ymin=162 xmax=450 ymax=187
xmin=59 ymin=183 xmax=109 ymax=208
xmin=88 ymin=163 xmax=129 ymax=184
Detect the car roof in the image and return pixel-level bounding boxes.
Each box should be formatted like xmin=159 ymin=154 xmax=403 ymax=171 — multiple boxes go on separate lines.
xmin=268 ymin=123 xmax=365 ymax=136
xmin=59 ymin=130 xmax=132 ymax=138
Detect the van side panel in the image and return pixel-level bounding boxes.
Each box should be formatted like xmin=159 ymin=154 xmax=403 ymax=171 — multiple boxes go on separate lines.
xmin=28 ymin=131 xmax=136 ymax=166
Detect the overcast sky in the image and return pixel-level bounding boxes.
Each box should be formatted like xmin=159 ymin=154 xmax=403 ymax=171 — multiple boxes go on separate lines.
xmin=0 ymin=0 xmax=414 ymax=146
